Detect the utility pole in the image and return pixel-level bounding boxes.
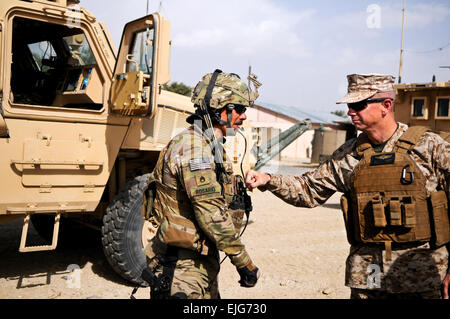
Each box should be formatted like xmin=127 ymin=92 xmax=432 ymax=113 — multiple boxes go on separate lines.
xmin=398 ymin=0 xmax=406 ymax=83
xmin=146 ymin=0 xmax=149 ymax=15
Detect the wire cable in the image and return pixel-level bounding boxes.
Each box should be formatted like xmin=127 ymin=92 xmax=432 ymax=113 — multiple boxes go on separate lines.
xmin=405 ymin=42 xmax=450 ymax=54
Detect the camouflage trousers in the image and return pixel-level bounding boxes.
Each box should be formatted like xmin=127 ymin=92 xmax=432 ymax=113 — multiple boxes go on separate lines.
xmin=145 ymin=245 xmax=221 ymax=299
xmin=350 ymin=288 xmax=442 ymax=299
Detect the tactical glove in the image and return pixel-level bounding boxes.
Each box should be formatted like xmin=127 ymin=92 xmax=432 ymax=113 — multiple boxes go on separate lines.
xmin=237 ymin=262 xmax=260 ymax=287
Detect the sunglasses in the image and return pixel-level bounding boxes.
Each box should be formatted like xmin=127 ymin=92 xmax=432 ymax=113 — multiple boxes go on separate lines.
xmin=348 ymin=98 xmax=393 ymax=112
xmin=232 ymin=104 xmax=247 ymax=114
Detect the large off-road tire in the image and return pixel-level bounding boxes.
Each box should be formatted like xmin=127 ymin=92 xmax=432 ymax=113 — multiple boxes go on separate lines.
xmin=101 ymin=173 xmax=156 ymax=286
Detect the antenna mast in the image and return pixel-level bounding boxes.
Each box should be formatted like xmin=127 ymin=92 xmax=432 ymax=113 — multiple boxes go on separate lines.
xmin=398 ymin=0 xmax=406 ymax=83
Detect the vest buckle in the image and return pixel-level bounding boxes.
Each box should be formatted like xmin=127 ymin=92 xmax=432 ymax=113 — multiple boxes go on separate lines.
xmin=400 ymin=164 xmax=414 ymax=185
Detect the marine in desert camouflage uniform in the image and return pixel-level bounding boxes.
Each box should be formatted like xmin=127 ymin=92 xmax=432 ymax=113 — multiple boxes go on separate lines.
xmin=143 ymin=70 xmax=261 ymax=299
xmin=246 ymin=74 xmax=450 ymax=299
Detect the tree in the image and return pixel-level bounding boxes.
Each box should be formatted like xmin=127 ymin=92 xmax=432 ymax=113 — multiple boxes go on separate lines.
xmin=331 ymin=110 xmax=347 ymax=118
xmin=162 ymin=81 xmax=193 ymax=97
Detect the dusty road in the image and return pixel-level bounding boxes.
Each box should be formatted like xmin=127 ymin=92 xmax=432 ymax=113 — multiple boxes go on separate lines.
xmin=0 ymin=165 xmax=351 ymax=299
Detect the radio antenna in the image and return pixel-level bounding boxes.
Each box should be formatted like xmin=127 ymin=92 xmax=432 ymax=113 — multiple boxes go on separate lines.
xmin=398 ymin=0 xmax=406 ymax=83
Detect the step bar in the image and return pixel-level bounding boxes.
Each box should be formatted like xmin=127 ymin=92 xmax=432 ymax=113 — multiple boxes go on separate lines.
xmin=19 ymin=213 xmax=61 ymax=253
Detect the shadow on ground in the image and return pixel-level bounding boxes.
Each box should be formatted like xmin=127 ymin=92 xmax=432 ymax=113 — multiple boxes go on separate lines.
xmin=0 ymin=219 xmax=132 ymax=289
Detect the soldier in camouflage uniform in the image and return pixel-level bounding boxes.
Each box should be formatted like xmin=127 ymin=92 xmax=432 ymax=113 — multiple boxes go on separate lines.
xmin=142 ymin=70 xmax=261 ymax=299
xmin=246 ymin=74 xmax=450 ymax=299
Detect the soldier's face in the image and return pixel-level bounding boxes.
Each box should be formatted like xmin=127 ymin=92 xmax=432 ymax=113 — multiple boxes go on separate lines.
xmin=347 ymin=102 xmax=380 ymax=130
xmin=347 ymin=96 xmax=393 ymax=131
xmin=219 ymin=108 xmax=247 ymax=135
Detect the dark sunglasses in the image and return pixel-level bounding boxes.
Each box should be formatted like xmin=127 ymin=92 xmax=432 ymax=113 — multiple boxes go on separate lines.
xmin=348 ymin=98 xmax=393 ymax=112
xmin=232 ymin=104 xmax=247 ymax=114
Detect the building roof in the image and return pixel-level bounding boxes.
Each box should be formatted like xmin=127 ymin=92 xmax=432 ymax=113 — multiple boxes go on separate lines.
xmin=256 ymin=102 xmax=348 ymax=125
xmin=395 ymin=81 xmax=450 ymax=91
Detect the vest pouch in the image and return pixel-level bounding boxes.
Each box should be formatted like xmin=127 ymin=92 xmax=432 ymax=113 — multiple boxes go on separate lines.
xmin=226 ymin=174 xmax=248 ymax=235
xmin=430 ymin=190 xmax=450 ymax=247
xmin=388 ymin=198 xmax=402 ymax=226
xmin=229 ymin=208 xmax=245 ymax=234
xmin=372 ymin=196 xmax=387 ymax=227
xmin=402 ymin=197 xmax=416 ymax=228
xmin=157 ymin=212 xmax=197 ymax=250
xmin=340 ymin=194 xmax=357 ymax=245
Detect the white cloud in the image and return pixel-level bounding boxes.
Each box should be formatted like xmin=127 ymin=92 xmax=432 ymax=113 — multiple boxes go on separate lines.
xmin=174 ymin=28 xmax=226 ymax=48
xmin=81 ymin=0 xmax=450 ymax=112
xmin=329 ymin=2 xmax=450 ymax=31
xmin=164 ymin=0 xmax=450 ymax=110
xmin=372 ymin=49 xmax=399 ymax=67
xmin=165 ymin=0 xmax=315 ymax=59
xmin=382 ymin=2 xmax=450 ymax=29
xmin=335 ymin=48 xmax=360 ymax=66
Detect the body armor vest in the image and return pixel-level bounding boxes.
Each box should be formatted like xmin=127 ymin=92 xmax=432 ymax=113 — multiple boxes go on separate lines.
xmin=341 ymin=126 xmax=450 ymax=258
xmin=146 ymin=144 xmax=248 ymax=256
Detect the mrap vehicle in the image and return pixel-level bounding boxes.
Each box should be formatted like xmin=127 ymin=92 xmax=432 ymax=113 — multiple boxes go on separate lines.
xmin=0 ymin=0 xmax=199 ymax=285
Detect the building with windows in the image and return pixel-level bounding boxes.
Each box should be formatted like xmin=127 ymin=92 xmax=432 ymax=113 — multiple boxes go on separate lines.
xmin=394 ymin=81 xmax=450 ymax=132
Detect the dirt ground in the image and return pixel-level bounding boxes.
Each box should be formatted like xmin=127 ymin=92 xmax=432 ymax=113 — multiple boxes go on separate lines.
xmin=0 ymin=170 xmax=351 ymax=300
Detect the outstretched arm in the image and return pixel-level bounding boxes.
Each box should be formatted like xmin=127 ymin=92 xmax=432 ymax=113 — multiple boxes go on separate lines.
xmin=246 ymin=138 xmax=359 ymax=208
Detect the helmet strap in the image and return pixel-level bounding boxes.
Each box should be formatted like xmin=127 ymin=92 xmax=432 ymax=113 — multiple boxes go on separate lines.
xmin=204 ymin=69 xmax=222 ymax=111
xmin=202 ymin=70 xmax=237 ymax=136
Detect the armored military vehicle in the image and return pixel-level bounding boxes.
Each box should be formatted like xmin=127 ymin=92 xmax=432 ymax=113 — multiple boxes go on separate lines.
xmin=0 ymin=0 xmax=195 ymax=285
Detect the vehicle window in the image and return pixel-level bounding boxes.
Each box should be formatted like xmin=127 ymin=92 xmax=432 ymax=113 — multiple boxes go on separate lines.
xmin=126 ymin=29 xmax=154 ymax=74
xmin=10 ymin=17 xmax=102 ymax=110
xmin=28 ymin=41 xmax=57 ymax=72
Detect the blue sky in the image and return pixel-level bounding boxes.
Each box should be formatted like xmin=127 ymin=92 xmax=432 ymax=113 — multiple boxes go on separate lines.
xmin=81 ymin=0 xmax=450 ymax=114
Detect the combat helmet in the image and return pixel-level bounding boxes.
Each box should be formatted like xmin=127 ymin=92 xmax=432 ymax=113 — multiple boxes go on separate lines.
xmin=188 ymin=69 xmax=261 ymax=129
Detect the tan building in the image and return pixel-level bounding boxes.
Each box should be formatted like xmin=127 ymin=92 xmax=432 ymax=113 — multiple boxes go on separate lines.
xmin=395 ymin=81 xmax=450 ymax=133
xmin=246 ymin=102 xmax=348 ymax=162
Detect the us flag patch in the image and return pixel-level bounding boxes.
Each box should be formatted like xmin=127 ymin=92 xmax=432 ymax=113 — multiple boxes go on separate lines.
xmin=189 ymin=158 xmax=212 ymax=171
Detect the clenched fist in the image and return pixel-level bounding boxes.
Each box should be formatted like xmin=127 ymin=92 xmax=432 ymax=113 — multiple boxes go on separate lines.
xmin=245 ymin=170 xmax=271 ymax=190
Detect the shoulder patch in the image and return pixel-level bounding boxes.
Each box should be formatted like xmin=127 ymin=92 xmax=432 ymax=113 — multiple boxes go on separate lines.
xmin=195 ymin=173 xmax=211 ymax=186
xmin=189 ymin=158 xmax=212 ymax=171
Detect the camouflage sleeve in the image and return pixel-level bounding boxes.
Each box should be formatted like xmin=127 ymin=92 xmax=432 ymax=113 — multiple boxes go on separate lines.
xmin=429 ymin=133 xmax=449 ymax=197
xmin=433 ymin=136 xmax=450 ymax=275
xmin=192 ymin=198 xmax=251 ymax=268
xmin=261 ymin=138 xmax=358 ymax=208
xmin=418 ymin=132 xmax=450 ymax=274
xmin=174 ymin=143 xmax=251 ymax=268
xmin=412 ymin=132 xmax=449 ymax=195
